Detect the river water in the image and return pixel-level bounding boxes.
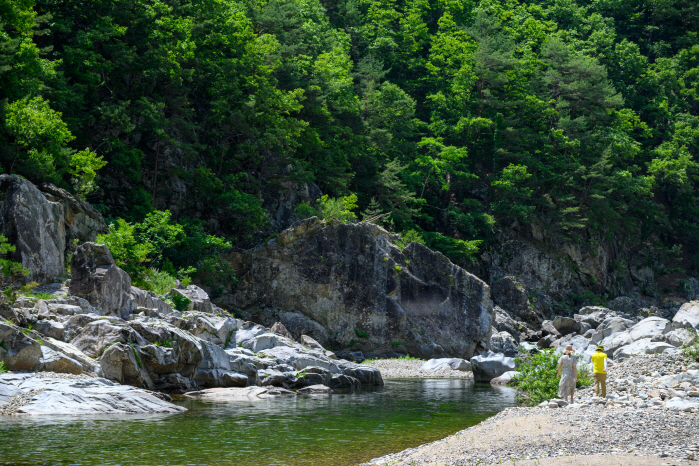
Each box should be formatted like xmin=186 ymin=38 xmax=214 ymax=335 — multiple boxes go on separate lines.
xmin=0 ymin=379 xmax=516 ymax=466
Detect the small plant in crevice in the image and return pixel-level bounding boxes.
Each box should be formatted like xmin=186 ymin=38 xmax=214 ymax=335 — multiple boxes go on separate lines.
xmin=170 ymin=293 xmax=191 ymax=312
xmin=354 ymin=328 xmax=369 ymax=339
xmin=348 ymin=338 xmax=356 ymax=347
xmin=129 ymin=343 xmax=143 ymax=369
xmin=0 ymin=361 xmax=6 ymax=373
xmin=391 ymin=341 xmax=404 ymax=347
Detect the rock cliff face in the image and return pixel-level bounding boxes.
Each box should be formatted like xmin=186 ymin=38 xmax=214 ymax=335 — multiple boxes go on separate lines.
xmin=227 ymin=218 xmax=494 ymax=359
xmin=0 ymin=175 xmax=107 ymax=284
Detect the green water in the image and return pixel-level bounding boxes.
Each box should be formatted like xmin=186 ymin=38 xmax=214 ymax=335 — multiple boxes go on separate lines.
xmin=0 ymin=379 xmax=516 ymax=466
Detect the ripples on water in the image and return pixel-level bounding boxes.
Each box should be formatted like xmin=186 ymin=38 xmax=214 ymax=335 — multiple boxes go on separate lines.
xmin=0 ymin=379 xmax=516 ymax=466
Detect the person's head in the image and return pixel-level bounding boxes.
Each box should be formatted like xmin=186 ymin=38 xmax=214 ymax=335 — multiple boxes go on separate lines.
xmin=596 ymin=345 xmax=604 ymax=352
xmin=564 ymin=344 xmax=574 ymax=355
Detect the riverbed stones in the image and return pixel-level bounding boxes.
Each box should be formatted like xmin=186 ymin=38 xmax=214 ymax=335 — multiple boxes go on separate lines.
xmin=470 ymin=352 xmax=515 ymax=382
xmin=185 ymin=386 xmax=296 ymax=401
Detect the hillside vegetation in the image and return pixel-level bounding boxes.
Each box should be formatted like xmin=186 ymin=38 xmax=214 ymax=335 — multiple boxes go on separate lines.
xmin=1 ymin=0 xmax=698 ymax=289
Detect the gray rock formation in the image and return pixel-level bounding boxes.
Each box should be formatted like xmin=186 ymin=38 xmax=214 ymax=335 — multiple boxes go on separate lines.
xmin=100 ymin=342 xmax=155 ymax=389
xmin=471 ymin=352 xmax=515 ymax=382
xmin=0 ymin=373 xmax=185 ymax=415
xmin=552 ymin=316 xmax=582 ymax=336
xmin=419 ymin=358 xmax=471 ymax=372
xmin=490 ymin=276 xmax=539 ymax=322
xmin=489 ymin=330 xmax=519 ymax=357
xmin=0 ymin=322 xmax=42 ymax=370
xmin=0 ymin=176 xmax=107 ymax=284
xmin=673 ymin=301 xmax=699 ymax=330
xmin=228 ymin=218 xmax=493 ymax=359
xmin=69 ymin=243 xmax=132 ymax=315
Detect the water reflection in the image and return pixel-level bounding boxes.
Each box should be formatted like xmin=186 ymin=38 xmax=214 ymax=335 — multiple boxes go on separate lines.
xmin=0 ymin=379 xmax=516 ymax=466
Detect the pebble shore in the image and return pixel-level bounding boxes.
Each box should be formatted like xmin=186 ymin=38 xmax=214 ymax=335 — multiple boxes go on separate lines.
xmin=363 ymin=358 xmax=472 ymax=379
xmin=365 ymin=353 xmax=699 ymax=465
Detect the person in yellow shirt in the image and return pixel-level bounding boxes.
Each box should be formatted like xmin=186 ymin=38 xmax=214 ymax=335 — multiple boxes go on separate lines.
xmin=590 ymin=345 xmax=608 ymax=397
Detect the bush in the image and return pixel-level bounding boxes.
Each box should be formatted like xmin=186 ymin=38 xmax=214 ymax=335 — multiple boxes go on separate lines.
xmin=170 ymin=293 xmax=191 ymax=312
xmin=354 ymin=328 xmax=369 ymax=339
xmin=509 ymin=349 xmax=589 ymax=405
xmin=137 ymin=268 xmax=176 ymax=296
xmin=294 ymin=201 xmax=318 ymax=219
xmin=318 ymin=194 xmax=358 ymax=223
xmin=682 ymin=340 xmax=699 ymax=363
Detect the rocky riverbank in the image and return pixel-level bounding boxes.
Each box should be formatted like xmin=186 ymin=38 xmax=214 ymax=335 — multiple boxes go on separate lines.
xmin=363 ymin=358 xmax=472 ymax=379
xmin=366 ymin=352 xmax=699 ymax=465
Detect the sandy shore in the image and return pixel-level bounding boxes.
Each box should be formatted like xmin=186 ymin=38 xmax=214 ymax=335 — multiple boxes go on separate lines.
xmin=363 ymin=358 xmax=472 ymax=379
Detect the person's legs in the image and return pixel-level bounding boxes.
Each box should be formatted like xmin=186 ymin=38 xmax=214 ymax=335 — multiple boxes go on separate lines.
xmin=593 ymin=373 xmax=600 ymax=396
xmin=599 ymin=373 xmax=607 ymax=398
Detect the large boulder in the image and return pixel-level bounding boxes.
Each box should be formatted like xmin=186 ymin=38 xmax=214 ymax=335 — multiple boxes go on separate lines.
xmin=0 ymin=321 xmax=42 ymax=370
xmin=590 ymin=316 xmax=634 ymax=344
xmin=419 ymin=358 xmax=471 ymax=372
xmin=0 ymin=175 xmax=65 ymax=283
xmin=33 ymin=319 xmax=65 ymax=341
xmin=69 ymin=243 xmax=132 ymax=316
xmin=552 ymin=316 xmax=582 ymax=336
xmin=171 ymin=285 xmax=213 ymax=313
xmin=489 ymin=330 xmax=519 ymax=357
xmin=71 ymin=320 xmax=148 ymax=358
xmin=673 ymin=302 xmax=699 ymax=330
xmin=128 ymin=287 xmax=174 ymax=317
xmin=228 ymin=218 xmax=494 ymax=359
xmin=628 ymin=317 xmax=673 ymax=341
xmin=38 ymin=183 xmax=108 ymax=246
xmin=470 ymin=351 xmax=515 ymax=382
xmin=613 ymin=338 xmax=676 ymax=361
xmin=0 ymin=373 xmax=184 ymax=415
xmin=493 ymin=306 xmax=521 ymax=341
xmin=37 ymin=345 xmax=83 ymax=374
xmin=99 ymin=342 xmax=155 ymax=390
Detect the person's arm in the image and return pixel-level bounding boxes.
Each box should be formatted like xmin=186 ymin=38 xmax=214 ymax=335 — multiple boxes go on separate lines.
xmin=603 ymin=356 xmax=607 ymax=373
xmin=573 ymin=362 xmax=578 ymax=382
xmin=557 ymin=358 xmax=562 ymax=378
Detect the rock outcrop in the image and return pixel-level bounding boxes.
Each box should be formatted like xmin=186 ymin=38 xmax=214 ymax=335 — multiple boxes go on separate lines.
xmin=0 ymin=175 xmax=107 ymax=284
xmin=69 ymin=243 xmax=132 ymax=315
xmin=0 ymin=373 xmax=184 ymax=415
xmin=227 ymin=218 xmax=494 ymax=359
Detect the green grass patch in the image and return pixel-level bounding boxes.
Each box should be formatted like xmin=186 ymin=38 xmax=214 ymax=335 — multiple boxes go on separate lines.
xmin=24 ymin=292 xmax=53 ymax=300
xmin=0 ymin=361 xmax=7 ymax=373
xmin=362 ymin=355 xmax=425 ymax=364
xmin=354 ymin=328 xmax=369 ymax=339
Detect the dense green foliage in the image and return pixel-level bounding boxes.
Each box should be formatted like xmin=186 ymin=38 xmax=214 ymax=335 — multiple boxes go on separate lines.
xmin=509 ymin=349 xmax=592 ymax=404
xmin=96 ymin=210 xmax=232 ymax=295
xmin=2 ymin=0 xmax=699 ymax=271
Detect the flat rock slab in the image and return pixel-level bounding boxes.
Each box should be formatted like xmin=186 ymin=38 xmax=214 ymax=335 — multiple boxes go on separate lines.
xmin=0 ymin=374 xmax=185 ymax=415
xmin=185 ymin=386 xmax=296 ymax=401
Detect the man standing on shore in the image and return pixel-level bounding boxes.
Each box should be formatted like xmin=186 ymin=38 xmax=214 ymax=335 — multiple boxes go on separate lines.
xmin=590 ymin=345 xmax=608 ymax=398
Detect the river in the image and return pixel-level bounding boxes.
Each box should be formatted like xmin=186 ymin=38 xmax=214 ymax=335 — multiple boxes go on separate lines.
xmin=0 ymin=379 xmax=516 ymax=466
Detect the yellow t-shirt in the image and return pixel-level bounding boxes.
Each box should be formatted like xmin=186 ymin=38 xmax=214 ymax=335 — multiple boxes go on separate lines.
xmin=590 ymin=352 xmax=607 ymax=373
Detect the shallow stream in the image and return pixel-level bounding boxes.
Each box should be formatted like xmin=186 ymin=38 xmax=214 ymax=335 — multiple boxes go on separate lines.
xmin=0 ymin=379 xmax=516 ymax=466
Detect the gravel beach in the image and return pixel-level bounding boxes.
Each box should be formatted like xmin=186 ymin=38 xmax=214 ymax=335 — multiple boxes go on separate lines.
xmin=364 ymin=353 xmax=699 ymax=465
xmin=363 ymin=358 xmax=472 ymax=379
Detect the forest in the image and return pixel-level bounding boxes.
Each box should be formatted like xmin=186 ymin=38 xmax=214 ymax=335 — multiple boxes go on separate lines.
xmin=1 ymin=0 xmax=698 ymax=293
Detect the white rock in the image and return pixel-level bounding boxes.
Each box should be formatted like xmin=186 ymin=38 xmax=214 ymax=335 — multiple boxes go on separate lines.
xmin=420 ymin=358 xmax=471 ymax=372
xmin=673 ymin=301 xmax=699 ymax=330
